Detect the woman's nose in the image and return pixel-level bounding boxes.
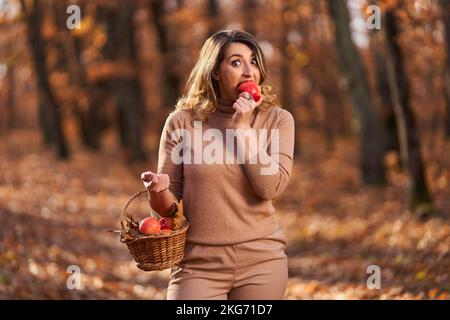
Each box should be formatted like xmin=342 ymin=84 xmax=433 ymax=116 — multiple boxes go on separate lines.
xmin=242 ymin=63 xmax=254 ymax=77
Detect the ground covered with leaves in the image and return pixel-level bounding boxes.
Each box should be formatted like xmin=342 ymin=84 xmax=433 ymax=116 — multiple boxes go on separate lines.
xmin=0 ymin=130 xmax=449 ymax=299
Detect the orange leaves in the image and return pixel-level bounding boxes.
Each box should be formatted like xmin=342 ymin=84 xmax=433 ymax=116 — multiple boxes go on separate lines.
xmin=277 ymin=132 xmax=450 ymax=300
xmin=1 ymin=126 xmax=450 ymax=299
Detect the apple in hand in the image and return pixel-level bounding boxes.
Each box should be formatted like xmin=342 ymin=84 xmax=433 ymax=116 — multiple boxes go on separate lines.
xmin=236 ymin=81 xmax=261 ymax=102
xmin=139 ymin=217 xmax=161 ymax=234
xmin=159 ymin=217 xmax=175 ymax=230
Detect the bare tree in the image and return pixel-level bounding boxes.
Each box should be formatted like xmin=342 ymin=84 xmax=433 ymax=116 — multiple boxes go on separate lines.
xmin=384 ymin=4 xmax=434 ymax=216
xmin=369 ymin=18 xmax=400 ymax=154
xmin=149 ymin=0 xmax=183 ymax=110
xmin=20 ymin=0 xmax=69 ymax=159
xmin=280 ymin=1 xmax=295 ymax=114
xmin=100 ymin=3 xmax=147 ymax=162
xmin=439 ymin=0 xmax=450 ymax=137
xmin=242 ymin=0 xmax=258 ymax=36
xmin=6 ymin=63 xmax=15 ymax=129
xmin=55 ymin=1 xmax=107 ymax=150
xmin=326 ymin=0 xmax=387 ymax=185
xmin=207 ymin=0 xmax=220 ymax=37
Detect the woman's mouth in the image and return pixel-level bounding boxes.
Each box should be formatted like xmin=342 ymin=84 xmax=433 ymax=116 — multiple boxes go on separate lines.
xmin=237 ymin=80 xmax=253 ymax=87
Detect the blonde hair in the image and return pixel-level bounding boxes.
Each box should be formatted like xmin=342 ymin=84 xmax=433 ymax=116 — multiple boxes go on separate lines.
xmin=176 ymin=30 xmax=277 ymax=121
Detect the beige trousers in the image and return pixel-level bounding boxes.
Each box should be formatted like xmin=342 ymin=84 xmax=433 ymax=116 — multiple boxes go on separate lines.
xmin=166 ymin=228 xmax=288 ymax=300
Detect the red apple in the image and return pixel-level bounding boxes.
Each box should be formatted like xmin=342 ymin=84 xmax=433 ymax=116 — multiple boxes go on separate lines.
xmin=236 ymin=81 xmax=261 ymax=102
xmin=139 ymin=217 xmax=161 ymax=235
xmin=159 ymin=217 xmax=175 ymax=230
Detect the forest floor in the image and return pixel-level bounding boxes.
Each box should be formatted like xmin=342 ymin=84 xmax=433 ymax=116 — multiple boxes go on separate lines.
xmin=0 ymin=129 xmax=449 ymax=299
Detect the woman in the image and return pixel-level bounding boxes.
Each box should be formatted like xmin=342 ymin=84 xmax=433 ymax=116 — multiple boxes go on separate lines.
xmin=141 ymin=30 xmax=295 ymax=300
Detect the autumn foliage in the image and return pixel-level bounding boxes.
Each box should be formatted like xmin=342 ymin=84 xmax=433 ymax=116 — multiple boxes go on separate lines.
xmin=0 ymin=0 xmax=449 ymax=300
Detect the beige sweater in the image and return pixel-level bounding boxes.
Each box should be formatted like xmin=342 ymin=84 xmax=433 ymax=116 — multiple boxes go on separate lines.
xmin=157 ymin=97 xmax=295 ymax=245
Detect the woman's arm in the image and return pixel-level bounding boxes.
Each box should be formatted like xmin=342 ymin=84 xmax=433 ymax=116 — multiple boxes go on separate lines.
xmin=141 ymin=172 xmax=176 ymax=217
xmin=237 ymin=110 xmax=295 ymax=200
xmin=141 ymin=110 xmax=184 ymax=216
xmin=149 ymin=189 xmax=176 ymax=217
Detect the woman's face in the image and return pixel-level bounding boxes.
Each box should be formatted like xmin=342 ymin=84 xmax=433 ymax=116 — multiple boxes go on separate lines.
xmin=214 ymin=42 xmax=261 ymax=101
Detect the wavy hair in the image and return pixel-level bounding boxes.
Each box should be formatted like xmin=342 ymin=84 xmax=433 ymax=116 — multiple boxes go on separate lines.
xmin=175 ymin=30 xmax=277 ymax=121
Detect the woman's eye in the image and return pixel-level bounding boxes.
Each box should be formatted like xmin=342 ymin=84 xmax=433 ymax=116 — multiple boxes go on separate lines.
xmin=231 ymin=59 xmax=257 ymax=67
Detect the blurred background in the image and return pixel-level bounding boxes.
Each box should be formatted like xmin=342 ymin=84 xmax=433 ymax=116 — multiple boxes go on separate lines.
xmin=0 ymin=0 xmax=449 ymax=299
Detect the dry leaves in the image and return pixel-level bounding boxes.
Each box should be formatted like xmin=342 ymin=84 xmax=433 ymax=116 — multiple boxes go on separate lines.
xmin=0 ymin=130 xmax=449 ymax=299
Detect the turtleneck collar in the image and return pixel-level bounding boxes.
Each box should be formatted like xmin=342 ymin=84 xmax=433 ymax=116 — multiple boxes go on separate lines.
xmin=214 ymin=97 xmax=236 ymax=116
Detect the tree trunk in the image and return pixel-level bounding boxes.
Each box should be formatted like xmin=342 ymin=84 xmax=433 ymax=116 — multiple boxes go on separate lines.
xmin=280 ymin=35 xmax=294 ymax=114
xmin=320 ymin=83 xmax=342 ymax=152
xmin=20 ymin=0 xmax=69 ymax=159
xmin=72 ymin=30 xmax=106 ymax=150
xmin=149 ymin=0 xmax=182 ymax=109
xmin=440 ymin=0 xmax=450 ymax=138
xmin=54 ymin=1 xmax=104 ymax=150
xmin=446 ymin=65 xmax=450 ymax=138
xmin=102 ymin=4 xmax=147 ymax=162
xmin=280 ymin=1 xmax=296 ymax=114
xmin=243 ymin=0 xmax=258 ymax=36
xmin=37 ymin=99 xmax=53 ymax=145
xmin=207 ymin=0 xmax=220 ymax=37
xmin=326 ymin=0 xmax=387 ymax=185
xmin=384 ymin=7 xmax=434 ymax=216
xmin=370 ymin=29 xmax=400 ymax=154
xmin=279 ymin=2 xmax=301 ymax=158
xmin=6 ymin=64 xmax=15 ymax=129
xmin=300 ymin=1 xmax=350 ymax=153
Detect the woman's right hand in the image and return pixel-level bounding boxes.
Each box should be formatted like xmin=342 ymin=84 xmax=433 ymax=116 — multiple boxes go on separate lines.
xmin=141 ymin=171 xmax=170 ymax=194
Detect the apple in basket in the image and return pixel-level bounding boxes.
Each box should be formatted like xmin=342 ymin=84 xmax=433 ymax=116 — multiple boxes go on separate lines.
xmin=159 ymin=217 xmax=174 ymax=230
xmin=139 ymin=217 xmax=161 ymax=235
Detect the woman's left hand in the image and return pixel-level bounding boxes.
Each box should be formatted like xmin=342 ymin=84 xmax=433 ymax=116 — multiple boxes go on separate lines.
xmin=232 ymin=92 xmax=262 ymax=129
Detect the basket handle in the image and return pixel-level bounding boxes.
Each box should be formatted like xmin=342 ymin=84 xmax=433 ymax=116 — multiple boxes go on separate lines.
xmin=120 ymin=188 xmax=179 ymax=233
xmin=120 ymin=189 xmax=146 ymax=233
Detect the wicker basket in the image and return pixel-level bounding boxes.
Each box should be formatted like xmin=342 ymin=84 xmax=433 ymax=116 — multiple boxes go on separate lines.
xmin=119 ymin=189 xmax=188 ymax=271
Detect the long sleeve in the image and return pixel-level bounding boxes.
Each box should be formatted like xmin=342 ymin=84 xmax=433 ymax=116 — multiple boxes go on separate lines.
xmin=243 ymin=109 xmax=295 ymax=200
xmin=157 ymin=111 xmax=184 ymax=202
xmin=154 ymin=105 xmax=291 ymax=245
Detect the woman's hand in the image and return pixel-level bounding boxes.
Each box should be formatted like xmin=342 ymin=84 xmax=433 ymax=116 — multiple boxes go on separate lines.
xmin=232 ymin=91 xmax=262 ymax=129
xmin=141 ymin=171 xmax=170 ymax=194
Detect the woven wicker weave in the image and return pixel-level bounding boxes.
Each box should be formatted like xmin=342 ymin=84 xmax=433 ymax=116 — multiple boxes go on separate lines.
xmin=119 ymin=189 xmax=188 ymax=271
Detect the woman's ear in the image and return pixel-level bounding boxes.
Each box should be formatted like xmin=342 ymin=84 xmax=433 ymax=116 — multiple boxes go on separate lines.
xmin=212 ymin=70 xmax=220 ymax=81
